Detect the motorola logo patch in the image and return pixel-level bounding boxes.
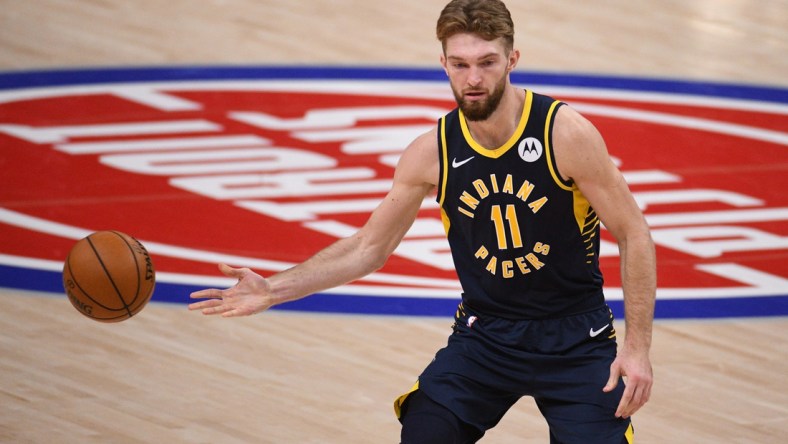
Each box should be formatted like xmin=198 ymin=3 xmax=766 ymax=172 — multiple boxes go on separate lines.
xmin=518 ymin=137 xmax=543 ymax=162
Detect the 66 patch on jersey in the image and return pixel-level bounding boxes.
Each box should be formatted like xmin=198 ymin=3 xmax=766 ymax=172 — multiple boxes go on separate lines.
xmin=0 ymin=66 xmax=786 ymax=318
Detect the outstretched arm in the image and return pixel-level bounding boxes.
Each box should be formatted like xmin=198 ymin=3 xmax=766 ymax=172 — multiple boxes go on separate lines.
xmin=552 ymin=105 xmax=656 ymax=419
xmin=189 ymin=129 xmax=439 ymax=317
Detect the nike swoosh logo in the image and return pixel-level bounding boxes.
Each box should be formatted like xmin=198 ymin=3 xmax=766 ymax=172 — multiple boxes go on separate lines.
xmin=589 ymin=324 xmax=610 ymax=338
xmin=452 ymin=156 xmax=475 ymax=168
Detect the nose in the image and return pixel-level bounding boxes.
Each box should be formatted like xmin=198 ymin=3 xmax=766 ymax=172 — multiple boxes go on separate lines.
xmin=467 ymin=65 xmax=483 ymax=87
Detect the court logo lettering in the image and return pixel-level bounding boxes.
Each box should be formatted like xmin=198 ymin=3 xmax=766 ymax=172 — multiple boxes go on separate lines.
xmin=0 ymin=67 xmax=785 ymax=317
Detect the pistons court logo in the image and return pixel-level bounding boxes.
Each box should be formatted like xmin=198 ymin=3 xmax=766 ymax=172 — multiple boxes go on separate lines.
xmin=0 ymin=66 xmax=786 ymax=318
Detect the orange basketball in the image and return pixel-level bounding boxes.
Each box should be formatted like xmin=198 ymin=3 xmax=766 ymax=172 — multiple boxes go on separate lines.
xmin=62 ymin=231 xmax=156 ymax=322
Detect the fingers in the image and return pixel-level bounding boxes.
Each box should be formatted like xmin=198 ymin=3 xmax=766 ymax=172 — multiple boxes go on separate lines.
xmin=604 ymin=359 xmax=653 ymax=418
xmin=188 ymin=287 xmax=228 ymax=313
xmin=615 ymin=383 xmax=635 ymax=418
xmin=221 ymin=307 xmax=250 ymax=318
xmin=611 ymin=366 xmax=653 ymax=418
xmin=218 ymin=263 xmax=246 ymax=279
xmin=188 ymin=297 xmax=223 ymax=311
xmin=603 ymin=362 xmax=620 ymax=393
xmin=188 ymin=264 xmax=243 ymax=308
xmin=187 ymin=298 xmax=243 ymax=316
xmin=190 ymin=288 xmax=224 ymax=300
xmin=615 ymin=379 xmax=651 ymax=418
xmin=187 ymin=263 xmax=263 ymax=317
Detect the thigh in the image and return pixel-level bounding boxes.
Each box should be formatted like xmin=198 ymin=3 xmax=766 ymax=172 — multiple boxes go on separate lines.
xmin=415 ymin=308 xmax=523 ymax=432
xmin=531 ymin=307 xmax=631 ymax=443
xmin=400 ymin=390 xmax=485 ymax=444
xmin=536 ymin=398 xmax=633 ymax=444
xmin=416 ymin=349 xmax=521 ymax=434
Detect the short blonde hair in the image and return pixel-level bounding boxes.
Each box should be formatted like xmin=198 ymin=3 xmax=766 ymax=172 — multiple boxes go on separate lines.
xmin=436 ymin=0 xmax=514 ymax=52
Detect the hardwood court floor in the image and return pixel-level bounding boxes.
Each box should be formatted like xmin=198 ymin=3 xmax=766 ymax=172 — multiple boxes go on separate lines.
xmin=1 ymin=291 xmax=787 ymax=443
xmin=1 ymin=0 xmax=786 ymax=86
xmin=1 ymin=0 xmax=787 ymax=442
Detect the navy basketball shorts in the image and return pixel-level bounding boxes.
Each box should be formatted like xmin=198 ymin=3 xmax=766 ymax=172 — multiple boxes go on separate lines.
xmin=396 ymin=303 xmax=633 ymax=443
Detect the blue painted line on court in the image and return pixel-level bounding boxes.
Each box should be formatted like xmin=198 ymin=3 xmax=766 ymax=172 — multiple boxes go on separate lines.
xmin=0 ymin=65 xmax=785 ymax=103
xmin=2 ymin=265 xmax=786 ymax=319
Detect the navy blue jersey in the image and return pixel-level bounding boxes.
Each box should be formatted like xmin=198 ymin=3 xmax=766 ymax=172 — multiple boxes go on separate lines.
xmin=436 ymin=90 xmax=605 ymax=319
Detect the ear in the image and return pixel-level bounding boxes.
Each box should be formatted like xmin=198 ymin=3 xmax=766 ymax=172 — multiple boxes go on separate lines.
xmin=440 ymin=53 xmax=449 ymax=76
xmin=507 ymin=49 xmax=520 ymax=73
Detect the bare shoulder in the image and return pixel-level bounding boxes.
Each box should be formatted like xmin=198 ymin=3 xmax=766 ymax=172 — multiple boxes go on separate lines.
xmin=551 ymin=104 xmax=610 ymax=182
xmin=552 ymin=102 xmax=648 ymax=237
xmin=394 ymin=127 xmax=440 ymax=187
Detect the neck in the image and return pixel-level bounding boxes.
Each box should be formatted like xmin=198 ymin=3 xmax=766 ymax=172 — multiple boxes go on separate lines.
xmin=464 ymin=86 xmax=525 ymax=150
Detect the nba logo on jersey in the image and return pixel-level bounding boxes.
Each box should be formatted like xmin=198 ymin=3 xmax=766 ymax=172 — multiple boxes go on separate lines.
xmin=518 ymin=137 xmax=543 ymax=162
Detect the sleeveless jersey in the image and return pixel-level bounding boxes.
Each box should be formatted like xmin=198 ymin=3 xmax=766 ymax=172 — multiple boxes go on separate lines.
xmin=436 ymin=90 xmax=605 ymax=319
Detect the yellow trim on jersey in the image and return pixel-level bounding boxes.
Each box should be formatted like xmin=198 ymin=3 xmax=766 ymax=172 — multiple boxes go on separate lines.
xmin=458 ymin=89 xmax=533 ymax=158
xmin=543 ymin=100 xmax=573 ymax=191
xmin=393 ymin=380 xmax=420 ymax=419
xmin=573 ymin=187 xmax=592 ymax=233
xmin=438 ymin=117 xmax=451 ymax=235
xmin=625 ymin=422 xmax=635 ymax=443
xmin=542 ymin=100 xmax=590 ymax=233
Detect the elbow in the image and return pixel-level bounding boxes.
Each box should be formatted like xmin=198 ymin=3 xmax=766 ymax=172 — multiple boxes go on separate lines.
xmin=366 ymin=248 xmax=392 ymax=273
xmin=369 ymin=255 xmax=388 ymax=274
xmin=616 ymin=215 xmax=654 ymax=247
xmin=354 ymin=235 xmax=394 ymax=274
xmin=620 ymin=229 xmax=655 ymax=256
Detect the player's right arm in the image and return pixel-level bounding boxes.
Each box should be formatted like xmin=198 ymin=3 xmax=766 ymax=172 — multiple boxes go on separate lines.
xmin=188 ymin=128 xmax=440 ymax=317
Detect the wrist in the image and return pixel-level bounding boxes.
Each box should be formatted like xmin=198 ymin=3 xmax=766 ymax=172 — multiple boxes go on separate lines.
xmin=623 ymin=332 xmax=652 ymax=353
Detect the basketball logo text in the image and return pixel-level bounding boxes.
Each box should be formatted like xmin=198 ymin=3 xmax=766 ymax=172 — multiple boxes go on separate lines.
xmin=0 ymin=69 xmax=785 ymax=317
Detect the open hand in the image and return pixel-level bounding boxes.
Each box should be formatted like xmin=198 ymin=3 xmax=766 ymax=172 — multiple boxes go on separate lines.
xmin=188 ymin=263 xmax=274 ymax=317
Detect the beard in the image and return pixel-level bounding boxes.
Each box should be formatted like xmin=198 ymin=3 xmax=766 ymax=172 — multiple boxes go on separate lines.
xmin=452 ymin=75 xmax=507 ymax=122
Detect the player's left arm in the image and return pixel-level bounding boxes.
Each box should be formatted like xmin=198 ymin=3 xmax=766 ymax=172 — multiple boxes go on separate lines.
xmin=552 ymin=104 xmax=656 ymax=419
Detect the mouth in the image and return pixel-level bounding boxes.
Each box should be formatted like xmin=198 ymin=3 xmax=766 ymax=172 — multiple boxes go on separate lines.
xmin=463 ymin=90 xmax=487 ymax=101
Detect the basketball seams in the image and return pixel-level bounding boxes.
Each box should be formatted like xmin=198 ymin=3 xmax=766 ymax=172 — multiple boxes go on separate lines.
xmin=86 ymin=233 xmax=134 ymax=318
xmin=117 ymin=231 xmax=155 ymax=314
xmin=110 ymin=230 xmax=144 ymax=311
xmin=65 ymin=249 xmax=113 ymax=312
xmin=64 ymin=248 xmax=130 ymax=321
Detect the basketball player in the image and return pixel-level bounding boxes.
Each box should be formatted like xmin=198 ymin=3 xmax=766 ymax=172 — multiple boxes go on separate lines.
xmin=189 ymin=0 xmax=655 ymax=442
